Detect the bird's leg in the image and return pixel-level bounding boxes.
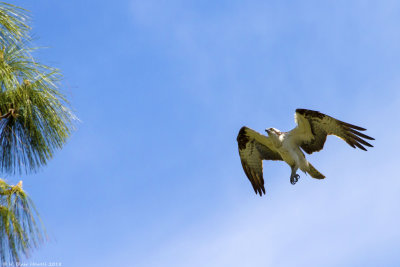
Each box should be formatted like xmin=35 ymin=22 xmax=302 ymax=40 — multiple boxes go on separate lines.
xmin=290 ymin=166 xmax=300 ymax=185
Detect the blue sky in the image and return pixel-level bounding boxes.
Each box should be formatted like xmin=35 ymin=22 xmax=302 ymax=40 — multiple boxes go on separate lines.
xmin=8 ymin=0 xmax=400 ymax=266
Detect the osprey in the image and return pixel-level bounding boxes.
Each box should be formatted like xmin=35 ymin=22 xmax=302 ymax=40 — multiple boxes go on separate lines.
xmin=237 ymin=109 xmax=374 ymax=196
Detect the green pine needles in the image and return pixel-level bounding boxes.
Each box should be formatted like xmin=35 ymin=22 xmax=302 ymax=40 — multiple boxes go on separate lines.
xmin=0 ymin=3 xmax=30 ymax=46
xmin=0 ymin=2 xmax=76 ymax=263
xmin=0 ymin=180 xmax=44 ymax=263
xmin=0 ymin=44 xmax=77 ymax=174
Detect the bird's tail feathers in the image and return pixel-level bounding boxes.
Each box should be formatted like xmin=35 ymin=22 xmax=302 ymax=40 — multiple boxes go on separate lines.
xmin=307 ymin=163 xmax=325 ymax=179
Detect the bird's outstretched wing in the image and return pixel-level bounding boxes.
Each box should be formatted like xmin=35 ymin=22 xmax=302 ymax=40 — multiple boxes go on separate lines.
xmin=237 ymin=126 xmax=282 ymax=196
xmin=292 ymin=109 xmax=374 ymax=154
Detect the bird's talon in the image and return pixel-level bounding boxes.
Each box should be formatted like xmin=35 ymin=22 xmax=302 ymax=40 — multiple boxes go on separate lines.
xmin=290 ymin=174 xmax=300 ymax=185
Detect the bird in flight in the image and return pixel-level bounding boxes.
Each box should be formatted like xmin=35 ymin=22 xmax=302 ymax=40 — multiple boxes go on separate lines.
xmin=237 ymin=109 xmax=374 ymax=196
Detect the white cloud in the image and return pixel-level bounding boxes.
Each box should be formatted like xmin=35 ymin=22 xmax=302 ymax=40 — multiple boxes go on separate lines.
xmin=138 ymin=159 xmax=399 ymax=267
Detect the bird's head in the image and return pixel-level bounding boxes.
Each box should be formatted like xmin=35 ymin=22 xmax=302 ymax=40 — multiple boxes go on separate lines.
xmin=265 ymin=128 xmax=282 ymax=137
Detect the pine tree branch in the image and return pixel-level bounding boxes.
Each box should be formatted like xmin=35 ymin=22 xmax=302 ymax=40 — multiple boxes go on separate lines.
xmin=0 ymin=178 xmax=45 ymax=263
xmin=0 ymin=2 xmax=76 ymax=263
xmin=0 ymin=108 xmax=16 ymax=120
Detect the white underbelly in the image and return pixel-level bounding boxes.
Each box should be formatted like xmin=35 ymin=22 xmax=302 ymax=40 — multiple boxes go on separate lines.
xmin=278 ymin=146 xmax=308 ymax=171
xmin=277 ymin=147 xmax=296 ymax=166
